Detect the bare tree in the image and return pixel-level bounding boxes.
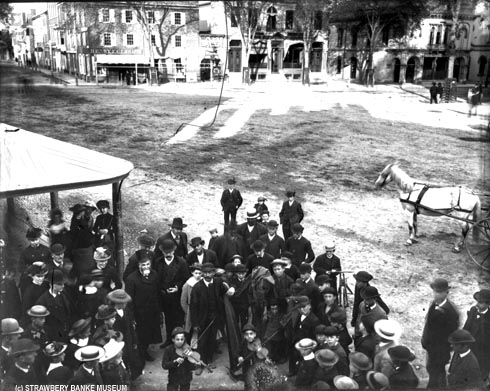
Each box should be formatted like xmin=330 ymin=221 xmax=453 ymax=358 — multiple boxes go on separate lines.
xmin=223 ymin=1 xmax=268 ymax=84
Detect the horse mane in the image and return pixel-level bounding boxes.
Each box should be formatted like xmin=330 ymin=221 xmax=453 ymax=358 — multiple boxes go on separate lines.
xmin=390 ymin=164 xmax=415 ymax=193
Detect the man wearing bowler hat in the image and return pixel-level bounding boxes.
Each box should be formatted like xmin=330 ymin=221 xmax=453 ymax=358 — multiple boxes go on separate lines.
xmin=124 ymin=233 xmax=156 ymax=281
xmin=246 ymin=240 xmax=275 ymax=274
xmin=387 ymin=345 xmax=419 ymax=389
xmin=447 ymin=329 xmax=485 ymax=389
xmin=237 ymin=208 xmax=267 ymax=258
xmin=36 ymin=268 xmax=76 ymax=343
xmin=463 ymin=288 xmax=490 ymax=382
xmin=21 ymin=262 xmax=49 ymax=321
xmin=155 ymin=217 xmax=189 ymax=260
xmin=23 ymin=305 xmax=50 ymax=348
xmin=1 ymin=319 xmax=24 ymax=378
xmin=2 ymin=338 xmax=40 ymax=388
xmin=220 ymin=177 xmax=243 ymax=226
xmin=69 ymin=345 xmax=105 ymax=385
xmin=187 ymin=237 xmax=217 ymax=267
xmin=349 ymin=351 xmax=373 ymax=389
xmin=285 ymin=223 xmax=315 ymax=267
xmin=421 ymin=277 xmax=459 ymax=389
xmin=19 ymin=227 xmax=51 ymax=273
xmin=47 ymin=243 xmax=70 ymax=273
xmin=259 ymin=220 xmax=285 ymax=260
xmin=354 ymin=286 xmax=388 ymax=338
xmin=155 ymin=238 xmax=190 ymax=347
xmin=279 ymin=189 xmax=304 ymax=240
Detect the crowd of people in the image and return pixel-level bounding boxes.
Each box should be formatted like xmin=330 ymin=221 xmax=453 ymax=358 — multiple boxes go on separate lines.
xmin=0 ymin=181 xmax=489 ymax=391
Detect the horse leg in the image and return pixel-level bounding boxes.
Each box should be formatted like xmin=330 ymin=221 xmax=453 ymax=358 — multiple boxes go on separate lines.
xmin=405 ymin=212 xmax=417 ymax=246
xmin=413 ymin=213 xmax=418 ymax=238
xmin=454 ymin=222 xmax=469 ymax=253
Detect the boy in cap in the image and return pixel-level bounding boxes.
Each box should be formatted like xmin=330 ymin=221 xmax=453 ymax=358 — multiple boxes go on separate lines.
xmin=124 ymin=233 xmax=156 ymax=281
xmin=298 ymin=263 xmax=322 ymax=310
xmin=317 ymin=326 xmax=349 ymax=376
xmin=316 ymin=287 xmax=340 ymax=326
xmin=313 ymin=349 xmax=340 ymax=387
xmin=237 ymin=324 xmax=270 ymax=389
xmin=162 ymin=327 xmax=198 ymax=390
xmin=463 ymin=288 xmax=490 ymax=381
xmin=421 ymin=277 xmax=459 ymax=389
xmin=1 ymin=318 xmax=24 ymax=377
xmin=279 ymin=190 xmax=304 ymax=240
xmin=69 ymin=345 xmax=105 ymax=385
xmin=447 ymin=329 xmax=484 ymax=389
xmin=2 ymin=338 xmax=40 ymax=387
xmin=181 ymin=263 xmax=203 ymax=333
xmin=43 ymin=341 xmax=73 ymax=385
xmin=254 ymin=196 xmax=269 ymax=223
xmin=285 ymin=224 xmax=315 ymax=266
xmin=259 ymin=220 xmax=286 ymax=260
xmin=313 ymin=241 xmax=341 ymax=292
xmin=93 ymin=200 xmax=115 ymax=249
xmin=260 ymin=210 xmax=270 ymax=225
xmin=329 ymin=310 xmax=352 ymax=354
xmin=208 ymin=228 xmax=219 ymax=251
xmin=220 ymin=177 xmax=243 ymax=226
xmin=271 ymin=259 xmax=294 ymax=310
xmin=387 ymin=345 xmax=419 ymax=389
xmin=281 ymin=251 xmax=300 ymax=281
xmin=187 ymin=236 xmax=217 ymax=267
xmin=247 ymin=240 xmax=275 ymax=274
xmin=294 ymin=338 xmax=319 ymax=387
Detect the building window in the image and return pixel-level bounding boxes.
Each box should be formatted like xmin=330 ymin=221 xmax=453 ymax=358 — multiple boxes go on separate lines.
xmin=175 ymin=58 xmax=183 ymax=72
xmin=174 ymin=12 xmax=181 ymax=25
xmin=435 ymin=25 xmax=442 ymax=44
xmin=478 ymin=56 xmax=487 ymax=76
xmin=351 ymin=28 xmax=357 ymax=47
xmin=429 ymin=26 xmax=435 ymax=45
xmin=148 ymin=10 xmax=155 ymax=24
xmin=175 ymin=35 xmax=182 ymax=47
xmin=266 ymin=6 xmax=277 ymax=31
xmin=60 ymin=33 xmax=65 ymax=45
xmin=248 ymin=8 xmax=258 ymax=28
xmin=126 ymin=34 xmax=134 ymax=46
xmin=337 ymin=28 xmax=343 ymax=48
xmin=151 ymin=34 xmax=156 ymax=46
xmin=102 ymin=9 xmax=110 ymax=22
xmin=231 ymin=13 xmax=238 ymax=27
xmin=125 ymin=10 xmax=133 ymax=23
xmin=103 ymin=33 xmax=111 ymax=46
xmin=285 ymin=10 xmax=294 ymax=30
xmin=314 ymin=11 xmax=322 ymax=30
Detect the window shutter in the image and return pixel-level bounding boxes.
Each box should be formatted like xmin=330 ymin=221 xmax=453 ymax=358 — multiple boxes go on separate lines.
xmin=112 ymin=33 xmax=115 ymax=46
xmin=171 ymin=12 xmax=175 ymax=25
xmin=98 ymin=9 xmax=103 ymax=22
xmin=100 ymin=34 xmax=104 ymax=45
xmin=153 ymin=10 xmax=159 ymax=21
xmin=181 ymin=35 xmax=186 ymax=48
xmin=110 ymin=9 xmax=115 ymax=22
xmin=181 ymin=12 xmax=185 ymax=25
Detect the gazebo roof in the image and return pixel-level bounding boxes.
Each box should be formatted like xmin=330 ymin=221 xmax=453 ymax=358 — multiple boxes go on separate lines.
xmin=0 ymin=123 xmax=134 ymax=198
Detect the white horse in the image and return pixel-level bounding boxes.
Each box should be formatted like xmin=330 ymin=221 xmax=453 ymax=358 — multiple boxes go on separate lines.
xmin=375 ymin=163 xmax=481 ymax=251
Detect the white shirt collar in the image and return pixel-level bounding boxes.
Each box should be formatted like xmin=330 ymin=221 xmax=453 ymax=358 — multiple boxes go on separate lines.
xmin=165 ymin=257 xmax=174 ymax=265
xmin=369 ymin=303 xmax=377 ymax=310
xmin=304 ymin=352 xmax=315 ymax=360
xmin=46 ymin=362 xmax=63 ymax=375
xmin=197 ymin=253 xmax=204 ymax=262
xmin=116 ymin=308 xmax=124 ymax=317
xmin=15 ymin=363 xmax=30 ymax=373
xmin=478 ymin=307 xmax=488 ymax=315
xmin=460 ymin=349 xmax=471 ymax=358
xmin=435 ymin=299 xmax=447 ymax=308
xmin=204 ymin=279 xmax=213 ymax=287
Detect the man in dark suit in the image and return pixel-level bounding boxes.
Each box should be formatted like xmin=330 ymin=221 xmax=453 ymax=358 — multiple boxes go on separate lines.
xmin=316 ymin=287 xmax=341 ymax=326
xmin=237 ymin=209 xmax=267 ymax=258
xmin=313 ymin=242 xmax=341 ymax=292
xmin=387 ymin=345 xmax=419 ymax=389
xmin=155 ymin=239 xmax=190 ymax=347
xmin=246 ymin=240 xmax=275 ymax=274
xmin=421 ymin=278 xmax=459 ymax=389
xmin=154 ymin=217 xmax=189 ymax=260
xmin=69 ymin=345 xmax=104 ymax=385
xmin=285 ymin=224 xmax=315 ymax=267
xmin=190 ymin=263 xmax=232 ymax=367
xmin=36 ymin=269 xmax=76 ymax=343
xmin=2 ymin=338 xmax=40 ymax=389
xmin=259 ymin=220 xmax=285 ymax=259
xmin=463 ymin=288 xmax=490 ymax=382
xmin=220 ymin=177 xmax=243 ymax=226
xmin=279 ymin=190 xmax=304 ymax=240
xmin=187 ymin=237 xmax=218 ymax=267
xmin=298 ymin=263 xmax=322 ymax=310
xmin=447 ymin=329 xmax=485 ymax=390
xmin=210 ymin=223 xmax=246 ymax=268
xmin=1 ymin=319 xmax=24 ymax=378
xmin=288 ymin=296 xmax=320 ymax=376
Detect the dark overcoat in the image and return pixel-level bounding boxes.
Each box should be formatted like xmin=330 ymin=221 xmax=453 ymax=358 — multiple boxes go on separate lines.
xmin=463 ymin=306 xmax=490 ymax=379
xmin=258 ymin=233 xmax=285 ymax=260
xmin=36 ymin=289 xmax=76 ymax=342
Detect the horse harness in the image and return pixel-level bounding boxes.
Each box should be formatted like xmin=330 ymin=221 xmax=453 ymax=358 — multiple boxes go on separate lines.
xmin=400 ymin=183 xmax=473 ymax=214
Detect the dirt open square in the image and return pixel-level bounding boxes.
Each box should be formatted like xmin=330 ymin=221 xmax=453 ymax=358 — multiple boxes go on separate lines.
xmin=1 ymin=62 xmax=490 ymax=390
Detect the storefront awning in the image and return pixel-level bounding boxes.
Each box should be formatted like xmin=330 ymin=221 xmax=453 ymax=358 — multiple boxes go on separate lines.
xmin=96 ymin=54 xmax=149 ymax=64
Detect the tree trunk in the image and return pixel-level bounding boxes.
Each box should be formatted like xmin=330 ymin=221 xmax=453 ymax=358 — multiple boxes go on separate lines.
xmin=302 ymin=43 xmax=311 ymax=86
xmin=242 ymin=44 xmax=251 ymax=84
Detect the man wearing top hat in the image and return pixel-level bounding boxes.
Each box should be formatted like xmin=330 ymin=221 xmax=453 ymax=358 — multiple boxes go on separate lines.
xmin=259 ymin=220 xmax=285 ymax=260
xmin=447 ymin=329 xmax=485 ymax=390
xmin=125 ymin=253 xmax=162 ymax=361
xmin=313 ymin=242 xmax=341 ymax=292
xmin=237 ymin=208 xmax=267 ymax=258
xmin=246 ymin=240 xmax=275 ymax=274
xmin=187 ymin=237 xmax=217 ymax=267
xmin=220 ymin=177 xmax=243 ymax=226
xmin=36 ymin=268 xmax=76 ymax=343
xmin=155 ymin=238 xmax=190 ymax=347
xmin=19 ymin=227 xmax=51 ymax=273
xmin=155 ymin=217 xmax=189 ymax=260
xmin=124 ymin=233 xmax=156 ymax=281
xmin=387 ymin=345 xmax=419 ymax=390
xmin=21 ymin=262 xmax=49 ymax=322
xmin=2 ymin=338 xmax=40 ymax=389
xmin=279 ymin=190 xmax=304 ymax=240
xmin=463 ymin=288 xmax=490 ymax=382
xmin=1 ymin=319 xmax=24 ymax=378
xmin=285 ymin=224 xmax=315 ymax=267
xmin=69 ymin=345 xmax=105 ymax=385
xmin=421 ymin=277 xmax=459 ymax=389
xmin=43 ymin=341 xmax=73 ymax=385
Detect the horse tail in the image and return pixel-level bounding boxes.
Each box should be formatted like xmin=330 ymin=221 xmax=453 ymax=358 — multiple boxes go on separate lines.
xmin=472 ymin=196 xmax=482 ymax=241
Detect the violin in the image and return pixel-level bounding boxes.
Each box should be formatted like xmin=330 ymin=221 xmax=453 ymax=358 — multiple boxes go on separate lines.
xmin=175 ymin=343 xmax=214 ymax=373
xmin=237 ymin=338 xmax=269 ymax=367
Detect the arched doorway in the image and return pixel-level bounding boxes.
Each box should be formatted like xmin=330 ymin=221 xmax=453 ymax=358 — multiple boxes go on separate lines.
xmin=228 ymin=40 xmax=242 ymax=73
xmin=200 ymin=58 xmax=211 ymax=81
xmin=393 ymin=58 xmax=401 ymax=83
xmin=406 ymin=57 xmax=417 ymax=83
xmin=453 ymin=57 xmax=464 ymax=82
xmin=350 ymin=57 xmax=357 ymax=79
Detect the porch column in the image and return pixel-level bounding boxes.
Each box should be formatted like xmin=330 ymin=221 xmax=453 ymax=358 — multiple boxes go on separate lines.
xmin=112 ymin=181 xmax=124 ymax=279
xmin=50 ymin=192 xmax=59 ymax=210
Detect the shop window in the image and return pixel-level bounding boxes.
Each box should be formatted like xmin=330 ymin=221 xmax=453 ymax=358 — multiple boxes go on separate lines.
xmin=337 ymin=28 xmax=344 ymax=48
xmin=478 ymin=56 xmax=487 ymax=76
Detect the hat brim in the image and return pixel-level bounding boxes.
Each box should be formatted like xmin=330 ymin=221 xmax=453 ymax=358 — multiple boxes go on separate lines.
xmin=43 ymin=344 xmax=68 ymax=357
xmin=1 ymin=327 xmax=24 ymax=336
xmin=314 ymin=350 xmax=339 ymax=367
xmin=474 ymin=290 xmax=490 ymax=303
xmin=68 ymin=319 xmax=92 ymax=337
xmin=99 ymin=341 xmax=124 ymax=363
xmin=170 ymin=224 xmax=187 ymax=229
xmin=27 ymin=310 xmax=51 ymax=317
xmin=366 ymin=371 xmax=389 ymax=389
xmin=374 ymin=322 xmax=402 ymax=341
xmin=106 ymin=292 xmax=132 ymax=304
xmin=74 ymin=346 xmax=106 ymax=362
xmin=295 ymin=341 xmax=317 ymax=351
xmin=10 ymin=345 xmax=40 ymax=356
